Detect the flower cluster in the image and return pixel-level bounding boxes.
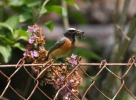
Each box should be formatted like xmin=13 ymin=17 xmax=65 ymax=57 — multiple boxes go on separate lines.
xmin=23 ymin=24 xmax=46 ymax=60
xmin=38 ymin=54 xmax=81 ymax=99
xmin=27 ymin=24 xmax=45 ymax=46
xmin=31 ymin=50 xmax=48 ymax=74
xmin=51 ymin=66 xmax=82 ymax=100
xmin=27 ymin=26 xmax=39 ymax=33
xmin=67 ymin=54 xmax=78 ymax=67
xmin=42 ymin=59 xmax=82 ymax=100
xmin=23 ymin=49 xmax=38 ymax=58
xmin=28 ymin=36 xmax=38 ymax=44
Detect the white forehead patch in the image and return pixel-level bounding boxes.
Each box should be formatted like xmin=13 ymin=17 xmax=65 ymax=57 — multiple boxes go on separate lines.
xmin=68 ymin=28 xmax=76 ymax=31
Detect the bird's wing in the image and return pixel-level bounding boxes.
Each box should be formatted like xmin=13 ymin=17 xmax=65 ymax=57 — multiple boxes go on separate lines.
xmin=46 ymin=37 xmax=66 ymax=58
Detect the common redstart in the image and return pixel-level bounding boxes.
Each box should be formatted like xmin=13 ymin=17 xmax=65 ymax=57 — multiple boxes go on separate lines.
xmin=45 ymin=28 xmax=84 ymax=61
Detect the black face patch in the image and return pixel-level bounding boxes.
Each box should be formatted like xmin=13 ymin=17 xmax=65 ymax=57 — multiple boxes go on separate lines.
xmin=64 ymin=28 xmax=84 ymax=39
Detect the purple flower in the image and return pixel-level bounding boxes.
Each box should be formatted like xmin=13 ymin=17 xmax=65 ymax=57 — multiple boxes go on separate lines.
xmin=34 ymin=69 xmax=38 ymax=73
xmin=71 ymin=54 xmax=77 ymax=60
xmin=33 ymin=50 xmax=39 ymax=57
xmin=30 ymin=50 xmax=39 ymax=58
xmin=27 ymin=26 xmax=39 ymax=33
xmin=23 ymin=52 xmax=27 ymax=57
xmin=68 ymin=59 xmax=75 ymax=64
xmin=56 ymin=76 xmax=65 ymax=84
xmin=23 ymin=49 xmax=30 ymax=57
xmin=68 ymin=59 xmax=77 ymax=65
xmin=68 ymin=54 xmax=78 ymax=66
xmin=71 ymin=89 xmax=76 ymax=93
xmin=29 ymin=36 xmax=35 ymax=44
xmin=28 ymin=36 xmax=38 ymax=44
xmin=63 ymin=92 xmax=71 ymax=100
xmin=57 ymin=78 xmax=62 ymax=83
xmin=33 ymin=27 xmax=39 ymax=32
xmin=27 ymin=26 xmax=33 ymax=32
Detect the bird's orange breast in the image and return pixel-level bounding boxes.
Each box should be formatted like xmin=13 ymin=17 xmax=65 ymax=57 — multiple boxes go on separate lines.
xmin=48 ymin=38 xmax=75 ymax=60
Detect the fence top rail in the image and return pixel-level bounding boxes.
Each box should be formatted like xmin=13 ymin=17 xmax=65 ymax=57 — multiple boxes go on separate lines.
xmin=0 ymin=63 xmax=135 ymax=68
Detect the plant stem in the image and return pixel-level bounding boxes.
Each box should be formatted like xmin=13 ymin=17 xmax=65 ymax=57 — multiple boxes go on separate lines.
xmin=61 ymin=0 xmax=69 ymax=29
xmin=41 ymin=0 xmax=50 ymax=9
xmin=34 ymin=0 xmax=50 ymax=22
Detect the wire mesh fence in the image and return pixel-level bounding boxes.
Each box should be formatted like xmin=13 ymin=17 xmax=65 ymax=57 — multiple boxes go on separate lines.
xmin=0 ymin=56 xmax=136 ymax=100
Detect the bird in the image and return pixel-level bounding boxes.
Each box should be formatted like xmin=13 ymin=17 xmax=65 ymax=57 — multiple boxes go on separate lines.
xmin=45 ymin=28 xmax=85 ymax=62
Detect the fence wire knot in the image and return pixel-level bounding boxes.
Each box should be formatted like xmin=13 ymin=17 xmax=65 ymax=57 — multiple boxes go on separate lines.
xmin=127 ymin=56 xmax=135 ymax=67
xmin=99 ymin=59 xmax=107 ymax=68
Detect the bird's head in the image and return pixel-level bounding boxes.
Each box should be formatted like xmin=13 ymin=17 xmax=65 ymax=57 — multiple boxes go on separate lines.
xmin=64 ymin=28 xmax=85 ymax=39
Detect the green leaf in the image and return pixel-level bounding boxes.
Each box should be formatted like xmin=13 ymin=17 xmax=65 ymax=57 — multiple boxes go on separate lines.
xmin=0 ymin=45 xmax=12 ymax=63
xmin=13 ymin=42 xmax=25 ymax=51
xmin=19 ymin=12 xmax=32 ymax=22
xmin=0 ymin=30 xmax=15 ymax=44
xmin=26 ymin=1 xmax=41 ymax=7
xmin=16 ymin=29 xmax=29 ymax=41
xmin=5 ymin=15 xmax=19 ymax=30
xmin=21 ymin=6 xmax=33 ymax=13
xmin=9 ymin=0 xmax=25 ymax=6
xmin=39 ymin=7 xmax=47 ymax=17
xmin=65 ymin=0 xmax=79 ymax=10
xmin=79 ymin=85 xmax=87 ymax=91
xmin=0 ymin=22 xmax=13 ymax=33
xmin=44 ymin=21 xmax=54 ymax=31
xmin=0 ymin=34 xmax=14 ymax=44
xmin=86 ymin=77 xmax=92 ymax=85
xmin=65 ymin=0 xmax=74 ymax=4
xmin=86 ymin=76 xmax=99 ymax=85
xmin=46 ymin=5 xmax=67 ymax=17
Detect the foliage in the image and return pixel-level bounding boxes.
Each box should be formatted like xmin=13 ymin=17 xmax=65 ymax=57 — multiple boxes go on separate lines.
xmin=0 ymin=15 xmax=29 ymax=62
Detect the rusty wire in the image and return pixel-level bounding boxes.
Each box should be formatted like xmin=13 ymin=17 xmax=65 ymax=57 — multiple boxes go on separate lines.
xmin=0 ymin=56 xmax=136 ymax=100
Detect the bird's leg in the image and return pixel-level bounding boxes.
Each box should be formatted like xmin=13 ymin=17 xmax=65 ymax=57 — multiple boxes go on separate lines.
xmin=57 ymin=58 xmax=66 ymax=65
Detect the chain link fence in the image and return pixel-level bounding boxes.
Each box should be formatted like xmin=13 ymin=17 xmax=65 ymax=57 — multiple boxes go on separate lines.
xmin=0 ymin=56 xmax=136 ymax=100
